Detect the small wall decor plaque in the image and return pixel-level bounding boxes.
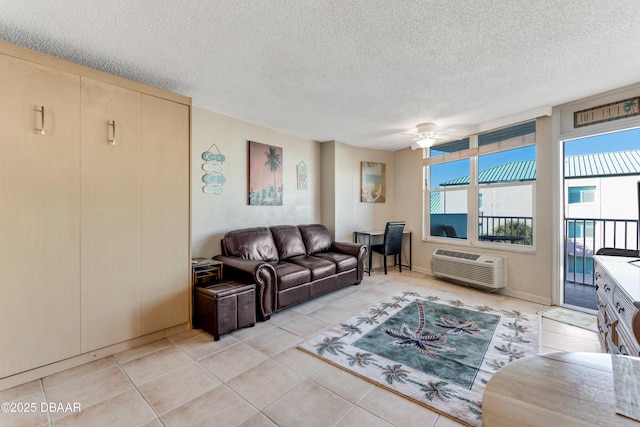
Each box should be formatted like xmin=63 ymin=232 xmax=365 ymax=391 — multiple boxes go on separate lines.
xmin=202 ymin=143 xmax=225 ymax=194
xmin=297 ymin=161 xmax=308 ymax=190
xmin=574 ymin=96 xmax=640 ymax=128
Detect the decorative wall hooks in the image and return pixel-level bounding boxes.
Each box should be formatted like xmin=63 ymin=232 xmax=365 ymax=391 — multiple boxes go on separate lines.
xmin=202 ymin=143 xmax=226 ymax=194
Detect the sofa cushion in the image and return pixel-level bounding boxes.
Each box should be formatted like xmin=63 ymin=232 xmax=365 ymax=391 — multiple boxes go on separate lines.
xmin=222 ymin=227 xmax=278 ymax=261
xmin=287 ymin=255 xmax=336 ymax=280
xmin=271 ymin=261 xmax=311 ymax=291
xmin=313 ymin=252 xmax=357 ymax=273
xmin=298 ymin=224 xmax=332 ymax=254
xmin=270 ymin=225 xmax=307 ymax=259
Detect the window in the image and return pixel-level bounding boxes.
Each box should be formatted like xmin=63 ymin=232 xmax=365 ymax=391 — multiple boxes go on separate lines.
xmin=568 ymin=186 xmax=596 ymax=204
xmin=478 ymin=146 xmax=535 ymax=245
xmin=428 ymin=159 xmax=469 ymax=238
xmin=425 ymin=121 xmax=536 ymax=247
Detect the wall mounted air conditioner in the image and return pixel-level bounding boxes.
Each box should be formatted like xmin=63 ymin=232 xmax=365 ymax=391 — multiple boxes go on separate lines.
xmin=431 ymin=249 xmax=505 ymax=291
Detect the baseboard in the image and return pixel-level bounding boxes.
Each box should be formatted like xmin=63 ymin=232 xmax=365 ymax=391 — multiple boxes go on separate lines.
xmin=0 ymin=322 xmax=190 ymax=392
xmin=423 ymin=270 xmax=552 ymax=305
xmin=499 ymin=288 xmax=552 ymax=305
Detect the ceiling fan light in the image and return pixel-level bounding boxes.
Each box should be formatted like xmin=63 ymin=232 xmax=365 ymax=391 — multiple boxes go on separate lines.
xmin=417 ymin=136 xmax=436 ymax=148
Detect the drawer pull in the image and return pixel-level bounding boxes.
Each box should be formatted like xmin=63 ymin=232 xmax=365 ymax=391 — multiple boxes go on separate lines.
xmin=616 ymin=302 xmax=625 ymax=314
xmin=604 ymin=284 xmax=611 ymax=293
xmin=35 ymin=106 xmax=45 ymax=135
xmin=108 ymin=120 xmax=116 ymax=145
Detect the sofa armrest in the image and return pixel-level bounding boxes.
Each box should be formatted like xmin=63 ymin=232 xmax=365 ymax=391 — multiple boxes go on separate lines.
xmin=330 ymin=241 xmax=368 ymax=283
xmin=331 ymin=241 xmax=367 ymax=259
xmin=213 ymin=255 xmax=276 ymax=321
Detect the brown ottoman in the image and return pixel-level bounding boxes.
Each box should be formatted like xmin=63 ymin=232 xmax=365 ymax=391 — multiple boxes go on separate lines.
xmin=193 ymin=280 xmax=256 ymax=340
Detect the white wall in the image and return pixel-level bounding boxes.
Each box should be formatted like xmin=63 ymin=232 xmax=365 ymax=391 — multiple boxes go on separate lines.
xmin=479 ymin=186 xmax=533 ymax=217
xmin=191 ymin=107 xmax=321 ymax=257
xmin=322 ymin=141 xmax=396 ymax=242
xmin=565 ymin=176 xmax=639 ymax=220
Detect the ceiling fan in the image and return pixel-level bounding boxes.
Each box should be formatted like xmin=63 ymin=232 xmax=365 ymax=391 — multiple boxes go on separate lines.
xmin=405 ymin=123 xmax=460 ymax=150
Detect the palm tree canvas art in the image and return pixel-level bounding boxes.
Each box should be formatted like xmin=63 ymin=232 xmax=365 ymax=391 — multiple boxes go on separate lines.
xmin=248 ymin=140 xmax=283 ymax=206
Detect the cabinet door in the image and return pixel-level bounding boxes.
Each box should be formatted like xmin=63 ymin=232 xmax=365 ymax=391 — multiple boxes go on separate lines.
xmin=0 ymin=54 xmax=81 ymax=377
xmin=141 ymin=95 xmax=190 ymax=333
xmin=81 ymin=78 xmax=142 ymax=352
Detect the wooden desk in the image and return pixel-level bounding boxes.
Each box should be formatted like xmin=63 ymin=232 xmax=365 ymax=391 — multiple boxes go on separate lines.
xmin=354 ymin=230 xmax=412 ymax=275
xmin=482 ymin=352 xmax=638 ymax=427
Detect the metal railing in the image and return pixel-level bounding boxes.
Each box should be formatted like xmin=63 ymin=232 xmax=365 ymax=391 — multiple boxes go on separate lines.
xmin=478 ymin=215 xmax=533 ymax=245
xmin=565 ymin=217 xmax=639 ymax=286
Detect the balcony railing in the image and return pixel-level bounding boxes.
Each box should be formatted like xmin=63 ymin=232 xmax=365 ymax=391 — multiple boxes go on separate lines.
xmin=478 ymin=215 xmax=532 ymax=245
xmin=565 ymin=217 xmax=639 ymax=286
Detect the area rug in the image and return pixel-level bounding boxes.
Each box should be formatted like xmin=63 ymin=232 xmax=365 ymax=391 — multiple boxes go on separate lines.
xmin=538 ymin=306 xmax=597 ymax=332
xmin=298 ymin=291 xmax=540 ymax=427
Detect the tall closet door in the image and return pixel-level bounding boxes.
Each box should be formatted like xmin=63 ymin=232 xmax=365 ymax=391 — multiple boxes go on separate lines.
xmin=141 ymin=95 xmax=190 ymax=333
xmin=81 ymin=78 xmax=142 ymax=352
xmin=0 ymin=55 xmax=81 ymax=377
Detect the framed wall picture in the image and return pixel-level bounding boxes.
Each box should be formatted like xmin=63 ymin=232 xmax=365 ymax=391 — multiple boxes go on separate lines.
xmin=248 ymin=140 xmax=283 ymax=205
xmin=361 ymin=161 xmax=386 ymax=203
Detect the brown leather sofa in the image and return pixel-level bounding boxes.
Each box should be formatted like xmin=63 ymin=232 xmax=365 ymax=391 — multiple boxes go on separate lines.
xmin=214 ymin=224 xmax=367 ymax=321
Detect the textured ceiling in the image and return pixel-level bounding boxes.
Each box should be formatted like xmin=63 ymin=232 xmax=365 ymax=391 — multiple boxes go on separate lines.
xmin=1 ymin=1 xmax=639 ymax=151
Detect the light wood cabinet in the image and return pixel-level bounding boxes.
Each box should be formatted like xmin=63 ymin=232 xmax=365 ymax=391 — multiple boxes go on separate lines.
xmin=0 ymin=41 xmax=190 ymax=380
xmin=0 ymin=54 xmax=81 ymax=378
xmin=80 ymin=78 xmax=143 ymax=352
xmin=140 ymin=94 xmax=190 ymax=334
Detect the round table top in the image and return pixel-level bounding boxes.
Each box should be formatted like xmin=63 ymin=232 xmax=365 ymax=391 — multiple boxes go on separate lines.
xmin=482 ymin=352 xmax=639 ymax=427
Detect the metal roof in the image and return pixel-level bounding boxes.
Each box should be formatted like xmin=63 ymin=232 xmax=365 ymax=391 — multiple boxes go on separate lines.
xmin=430 ymin=192 xmax=441 ymax=212
xmin=564 ymin=150 xmax=640 ymax=178
xmin=440 ymin=160 xmax=536 ymax=186
xmin=438 ymin=150 xmax=640 ymax=187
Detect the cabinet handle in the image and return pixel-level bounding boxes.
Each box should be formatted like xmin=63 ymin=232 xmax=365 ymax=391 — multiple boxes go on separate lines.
xmin=616 ymin=302 xmax=625 ymax=314
xmin=35 ymin=106 xmax=45 ymax=135
xmin=604 ymin=284 xmax=611 ymax=293
xmin=108 ymin=120 xmax=116 ymax=145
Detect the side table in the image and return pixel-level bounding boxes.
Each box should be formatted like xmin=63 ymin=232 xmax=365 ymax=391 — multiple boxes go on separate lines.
xmin=482 ymin=352 xmax=638 ymax=426
xmin=192 ymin=258 xmax=223 ymax=287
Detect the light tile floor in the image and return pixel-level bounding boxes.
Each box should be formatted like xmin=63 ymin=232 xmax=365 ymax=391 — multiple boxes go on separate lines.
xmin=1 ymin=270 xmax=600 ymax=427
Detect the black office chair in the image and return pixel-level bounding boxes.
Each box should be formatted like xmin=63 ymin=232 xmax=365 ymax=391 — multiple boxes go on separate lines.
xmin=369 ymin=221 xmax=405 ymax=275
xmin=443 ymin=225 xmax=458 ymax=238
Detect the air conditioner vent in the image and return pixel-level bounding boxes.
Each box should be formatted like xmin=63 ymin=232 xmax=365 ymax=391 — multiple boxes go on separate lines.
xmin=434 ymin=249 xmax=481 ymax=261
xmin=432 ymin=249 xmax=505 ymax=291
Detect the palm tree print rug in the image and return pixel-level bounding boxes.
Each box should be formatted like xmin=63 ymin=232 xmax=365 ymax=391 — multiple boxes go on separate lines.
xmin=298 ymin=291 xmax=540 ymax=427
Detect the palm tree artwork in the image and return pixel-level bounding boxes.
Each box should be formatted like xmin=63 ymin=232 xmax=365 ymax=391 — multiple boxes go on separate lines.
xmin=265 ymin=146 xmax=281 ymax=194
xmin=248 ymin=140 xmax=283 ymax=205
